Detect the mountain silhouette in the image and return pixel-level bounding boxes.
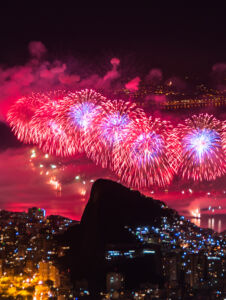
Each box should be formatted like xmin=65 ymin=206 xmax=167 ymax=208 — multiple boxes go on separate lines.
xmin=58 ymin=179 xmax=177 ymax=292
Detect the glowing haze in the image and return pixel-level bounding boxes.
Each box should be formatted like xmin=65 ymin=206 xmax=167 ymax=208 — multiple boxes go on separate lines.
xmin=0 ymin=41 xmax=226 ymax=232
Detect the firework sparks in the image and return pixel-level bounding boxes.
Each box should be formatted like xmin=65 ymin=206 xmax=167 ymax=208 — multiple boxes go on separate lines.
xmin=177 ymin=114 xmax=226 ymax=181
xmin=7 ymin=93 xmax=47 ymax=143
xmin=7 ymin=91 xmax=226 ymax=187
xmin=55 ymin=89 xmax=106 ymax=154
xmin=113 ymin=117 xmax=179 ymax=187
xmin=85 ymin=99 xmax=146 ymax=168
xmin=30 ymin=90 xmax=75 ymax=156
xmin=222 ymin=121 xmax=226 ymax=155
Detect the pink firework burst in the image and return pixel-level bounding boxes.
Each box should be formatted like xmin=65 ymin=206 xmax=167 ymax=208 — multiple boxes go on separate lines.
xmin=113 ymin=117 xmax=179 ymax=188
xmin=30 ymin=90 xmax=75 ymax=156
xmin=85 ymin=99 xmax=147 ymax=168
xmin=55 ymin=89 xmax=106 ymax=155
xmin=222 ymin=121 xmax=226 ymax=156
xmin=7 ymin=93 xmax=48 ymax=143
xmin=177 ymin=113 xmax=226 ymax=181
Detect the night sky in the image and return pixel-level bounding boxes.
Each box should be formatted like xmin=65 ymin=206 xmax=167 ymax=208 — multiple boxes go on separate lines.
xmin=0 ymin=2 xmax=225 ymax=230
xmin=1 ymin=2 xmax=226 ymax=74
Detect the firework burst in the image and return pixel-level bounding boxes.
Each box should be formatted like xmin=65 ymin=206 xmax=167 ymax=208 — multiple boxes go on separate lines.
xmin=222 ymin=121 xmax=226 ymax=156
xmin=7 ymin=90 xmax=226 ymax=186
xmin=85 ymin=99 xmax=147 ymax=168
xmin=55 ymin=89 xmax=106 ymax=154
xmin=30 ymin=90 xmax=75 ymax=156
xmin=177 ymin=114 xmax=226 ymax=181
xmin=7 ymin=93 xmax=47 ymax=143
xmin=113 ymin=117 xmax=179 ymax=188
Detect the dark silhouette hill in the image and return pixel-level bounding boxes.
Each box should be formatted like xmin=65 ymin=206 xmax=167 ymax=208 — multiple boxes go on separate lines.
xmin=58 ymin=179 xmax=176 ymax=292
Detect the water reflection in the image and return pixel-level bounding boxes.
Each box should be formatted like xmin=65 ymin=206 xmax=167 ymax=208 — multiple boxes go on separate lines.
xmin=208 ymin=217 xmax=214 ymax=230
xmin=190 ymin=208 xmax=201 ymax=227
xmin=191 ymin=215 xmax=224 ymax=233
xmin=192 ymin=217 xmax=201 ymax=227
xmin=217 ymin=219 xmax=222 ymax=233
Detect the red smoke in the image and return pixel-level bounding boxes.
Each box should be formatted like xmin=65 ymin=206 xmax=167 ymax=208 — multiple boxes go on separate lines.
xmin=125 ymin=76 xmax=141 ymax=91
xmin=145 ymin=68 xmax=163 ymax=84
xmin=28 ymin=41 xmax=47 ymax=59
xmin=0 ymin=41 xmax=121 ymax=121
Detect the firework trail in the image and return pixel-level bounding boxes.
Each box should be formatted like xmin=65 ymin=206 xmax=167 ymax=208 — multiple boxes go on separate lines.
xmin=113 ymin=117 xmax=180 ymax=188
xmin=29 ymin=148 xmax=62 ymax=195
xmin=7 ymin=93 xmax=48 ymax=143
xmin=177 ymin=114 xmax=226 ymax=181
xmin=85 ymin=99 xmax=147 ymax=168
xmin=30 ymin=90 xmax=75 ymax=156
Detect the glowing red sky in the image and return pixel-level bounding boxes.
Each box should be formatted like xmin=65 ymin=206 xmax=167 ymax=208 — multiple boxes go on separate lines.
xmin=0 ymin=41 xmax=225 ymax=232
xmin=0 ymin=146 xmax=225 ymax=232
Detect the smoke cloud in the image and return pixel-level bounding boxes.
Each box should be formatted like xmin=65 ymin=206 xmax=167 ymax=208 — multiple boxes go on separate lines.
xmin=145 ymin=68 xmax=163 ymax=85
xmin=125 ymin=76 xmax=141 ymax=91
xmin=28 ymin=41 xmax=47 ymax=59
xmin=0 ymin=41 xmax=121 ymax=121
xmin=211 ymin=62 xmax=226 ymax=90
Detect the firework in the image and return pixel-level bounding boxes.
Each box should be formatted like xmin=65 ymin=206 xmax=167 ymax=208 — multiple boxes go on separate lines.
xmin=85 ymin=99 xmax=147 ymax=168
xmin=166 ymin=126 xmax=182 ymax=173
xmin=113 ymin=117 xmax=179 ymax=188
xmin=29 ymin=148 xmax=62 ymax=194
xmin=7 ymin=93 xmax=47 ymax=143
xmin=30 ymin=90 xmax=75 ymax=156
xmin=28 ymin=147 xmax=101 ymax=198
xmin=177 ymin=114 xmax=226 ymax=181
xmin=222 ymin=121 xmax=226 ymax=155
xmin=7 ymin=89 xmax=226 ymax=186
xmin=55 ymin=89 xmax=106 ymax=154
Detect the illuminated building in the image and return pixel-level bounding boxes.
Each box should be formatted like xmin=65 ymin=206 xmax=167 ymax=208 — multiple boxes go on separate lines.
xmin=0 ymin=207 xmax=75 ymax=299
xmin=185 ymin=253 xmax=207 ymax=289
xmin=28 ymin=207 xmax=46 ymax=219
xmin=0 ymin=259 xmax=3 ymax=276
xmin=24 ymin=260 xmax=35 ymax=274
xmin=106 ymin=272 xmax=124 ymax=292
xmin=163 ymin=252 xmax=181 ymax=288
xmin=160 ymin=97 xmax=226 ymax=110
xmin=105 ymin=244 xmax=161 ymax=289
xmin=207 ymin=256 xmax=223 ymax=287
xmin=49 ymin=264 xmax=60 ymax=288
xmin=38 ymin=261 xmax=49 ymax=282
xmin=38 ymin=261 xmax=61 ymax=288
